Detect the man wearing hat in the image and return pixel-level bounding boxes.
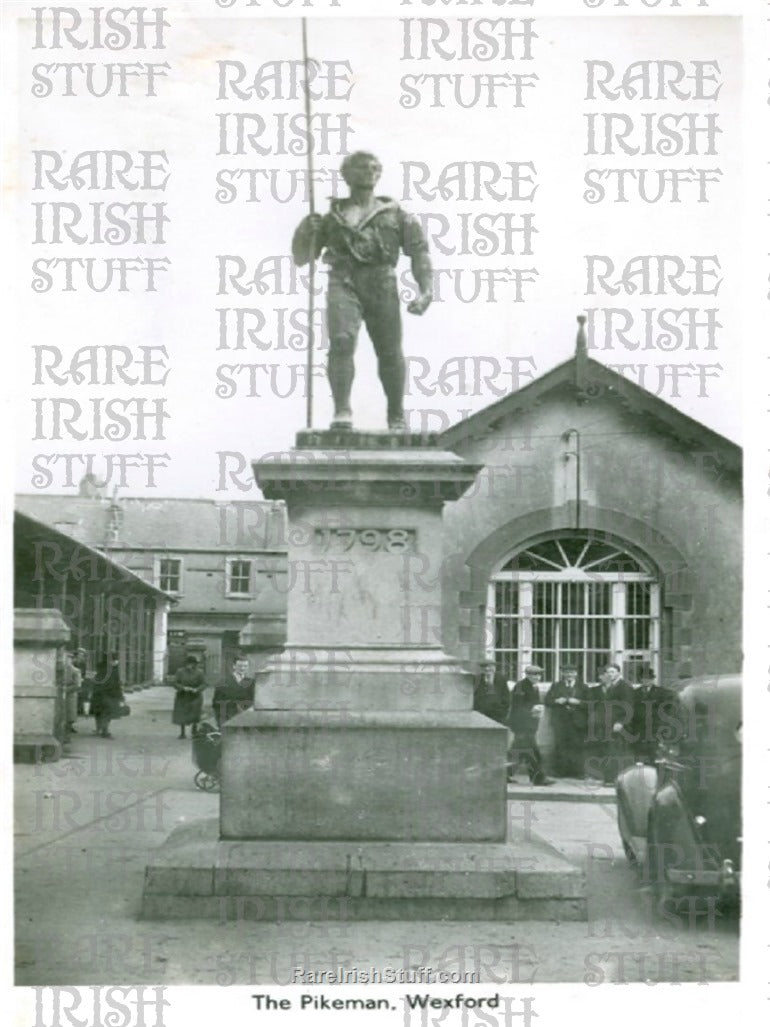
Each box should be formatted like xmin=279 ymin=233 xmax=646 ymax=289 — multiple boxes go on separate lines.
xmin=473 ymin=659 xmax=510 ymax=726
xmin=505 ymin=664 xmax=553 ymax=786
xmin=584 ymin=662 xmax=634 ymax=783
xmin=172 ymin=654 xmax=205 ymax=740
xmin=628 ymin=667 xmax=678 ymax=765
xmin=545 ymin=664 xmax=589 ymax=778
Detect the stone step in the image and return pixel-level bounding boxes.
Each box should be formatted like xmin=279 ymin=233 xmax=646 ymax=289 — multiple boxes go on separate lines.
xmin=141 ymin=818 xmax=587 ymax=922
xmin=507 ymin=780 xmax=616 ymax=804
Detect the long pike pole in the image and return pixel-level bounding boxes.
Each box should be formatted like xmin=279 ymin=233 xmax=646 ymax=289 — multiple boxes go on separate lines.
xmin=302 ymin=17 xmax=315 ymax=429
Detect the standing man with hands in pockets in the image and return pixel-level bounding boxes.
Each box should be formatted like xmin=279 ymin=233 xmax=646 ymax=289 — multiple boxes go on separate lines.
xmin=172 ymin=655 xmax=205 ymax=740
xmin=506 ymin=665 xmax=554 ymax=786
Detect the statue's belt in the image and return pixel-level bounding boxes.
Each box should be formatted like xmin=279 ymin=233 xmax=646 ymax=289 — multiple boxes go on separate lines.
xmin=326 ymin=259 xmax=397 ymax=275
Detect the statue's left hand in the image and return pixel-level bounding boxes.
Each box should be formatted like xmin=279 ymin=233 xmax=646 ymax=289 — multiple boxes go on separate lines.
xmin=407 ymin=292 xmax=432 ymax=316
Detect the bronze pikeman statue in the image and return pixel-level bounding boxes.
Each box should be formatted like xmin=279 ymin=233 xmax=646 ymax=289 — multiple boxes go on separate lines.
xmin=291 ymin=152 xmax=433 ymax=431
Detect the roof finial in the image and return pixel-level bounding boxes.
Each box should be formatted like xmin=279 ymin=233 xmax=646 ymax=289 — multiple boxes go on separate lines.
xmin=574 ymin=314 xmax=588 ymax=392
xmin=576 ymin=314 xmax=587 ymax=358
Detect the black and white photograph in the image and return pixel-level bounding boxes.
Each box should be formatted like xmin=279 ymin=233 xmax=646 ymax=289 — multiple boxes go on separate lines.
xmin=3 ymin=0 xmax=767 ymax=1024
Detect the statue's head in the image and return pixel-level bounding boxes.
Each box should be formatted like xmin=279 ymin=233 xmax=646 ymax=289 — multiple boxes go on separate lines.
xmin=340 ymin=151 xmax=382 ymax=186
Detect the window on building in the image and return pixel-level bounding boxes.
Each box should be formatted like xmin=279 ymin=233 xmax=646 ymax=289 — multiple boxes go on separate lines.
xmin=488 ymin=533 xmax=659 ymax=685
xmin=227 ymin=559 xmax=252 ymax=596
xmin=158 ymin=557 xmax=182 ymax=594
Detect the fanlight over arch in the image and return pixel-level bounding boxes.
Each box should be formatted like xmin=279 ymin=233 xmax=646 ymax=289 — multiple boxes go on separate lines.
xmin=499 ymin=533 xmax=655 ymax=578
xmin=490 ymin=532 xmax=659 ymax=684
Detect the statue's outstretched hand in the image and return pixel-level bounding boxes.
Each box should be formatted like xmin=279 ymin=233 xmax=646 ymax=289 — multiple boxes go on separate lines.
xmin=407 ymin=292 xmax=432 ymax=316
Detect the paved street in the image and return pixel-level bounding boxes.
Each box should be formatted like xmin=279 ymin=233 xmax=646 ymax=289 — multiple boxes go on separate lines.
xmin=15 ymin=686 xmax=738 ymax=986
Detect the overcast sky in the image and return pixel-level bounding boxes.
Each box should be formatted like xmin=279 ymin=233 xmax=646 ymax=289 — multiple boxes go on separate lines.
xmin=15 ymin=11 xmax=742 ymax=498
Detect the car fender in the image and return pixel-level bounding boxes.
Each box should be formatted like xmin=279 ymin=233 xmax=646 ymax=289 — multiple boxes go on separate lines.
xmin=648 ymin=781 xmax=700 ymax=862
xmin=616 ymin=763 xmax=657 ymax=839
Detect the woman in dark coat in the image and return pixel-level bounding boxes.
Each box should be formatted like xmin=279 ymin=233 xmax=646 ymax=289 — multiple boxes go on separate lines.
xmin=172 ymin=655 xmax=205 ymax=739
xmin=90 ymin=652 xmax=124 ymax=739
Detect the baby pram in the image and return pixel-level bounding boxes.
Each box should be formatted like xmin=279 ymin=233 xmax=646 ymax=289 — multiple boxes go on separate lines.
xmin=192 ymin=721 xmax=221 ymax=790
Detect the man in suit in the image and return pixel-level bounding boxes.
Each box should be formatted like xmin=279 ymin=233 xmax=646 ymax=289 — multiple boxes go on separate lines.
xmin=584 ymin=663 xmax=635 ymax=784
xmin=545 ymin=664 xmax=589 ymax=778
xmin=474 ymin=660 xmax=510 ymax=726
xmin=506 ymin=665 xmax=553 ymax=786
xmin=628 ymin=667 xmax=679 ymax=764
xmin=213 ymin=655 xmax=254 ymax=727
xmin=91 ymin=652 xmax=125 ymax=740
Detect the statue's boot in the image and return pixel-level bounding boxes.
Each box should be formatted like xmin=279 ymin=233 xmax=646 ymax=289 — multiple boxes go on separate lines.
xmin=330 ymin=411 xmax=353 ymax=430
xmin=379 ymin=347 xmax=406 ymax=432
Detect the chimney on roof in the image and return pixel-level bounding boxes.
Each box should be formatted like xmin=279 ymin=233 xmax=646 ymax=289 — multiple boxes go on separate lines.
xmin=79 ymin=473 xmax=106 ymax=499
xmin=105 ymin=491 xmax=122 ymax=546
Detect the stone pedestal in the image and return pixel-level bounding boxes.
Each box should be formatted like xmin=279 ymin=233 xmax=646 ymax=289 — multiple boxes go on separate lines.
xmin=14 ymin=608 xmax=69 ymax=762
xmin=143 ymin=433 xmax=586 ymax=920
xmin=221 ymin=710 xmax=505 ymax=842
xmin=222 ymin=435 xmax=503 ymax=844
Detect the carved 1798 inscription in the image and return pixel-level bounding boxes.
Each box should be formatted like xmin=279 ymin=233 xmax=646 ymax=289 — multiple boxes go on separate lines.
xmin=315 ymin=528 xmax=416 ymax=554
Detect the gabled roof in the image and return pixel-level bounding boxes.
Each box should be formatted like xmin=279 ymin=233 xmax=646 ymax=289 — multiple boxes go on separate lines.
xmin=441 ymin=318 xmax=742 ymax=477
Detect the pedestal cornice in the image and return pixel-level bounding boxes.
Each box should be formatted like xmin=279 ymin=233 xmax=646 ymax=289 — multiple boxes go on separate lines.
xmin=254 ymin=440 xmax=483 ymax=507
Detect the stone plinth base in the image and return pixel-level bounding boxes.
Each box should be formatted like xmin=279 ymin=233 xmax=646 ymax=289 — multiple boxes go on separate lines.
xmin=14 ymin=609 xmax=70 ymax=754
xmin=220 ymin=710 xmax=507 ymax=843
xmin=252 ymin=647 xmax=473 ymax=711
xmin=13 ymin=734 xmax=62 ymax=764
xmin=295 ymin=430 xmax=440 ymax=450
xmin=141 ymin=819 xmax=587 ymax=922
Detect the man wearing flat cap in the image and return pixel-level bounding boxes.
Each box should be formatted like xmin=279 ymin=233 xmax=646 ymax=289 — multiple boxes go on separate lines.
xmin=505 ymin=664 xmax=553 ymax=786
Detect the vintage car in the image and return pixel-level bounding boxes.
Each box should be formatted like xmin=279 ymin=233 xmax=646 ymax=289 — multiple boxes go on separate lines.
xmin=615 ymin=673 xmax=741 ymax=913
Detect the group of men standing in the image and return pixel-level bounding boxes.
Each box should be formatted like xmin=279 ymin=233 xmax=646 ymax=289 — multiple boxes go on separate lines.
xmin=475 ymin=661 xmax=677 ymax=785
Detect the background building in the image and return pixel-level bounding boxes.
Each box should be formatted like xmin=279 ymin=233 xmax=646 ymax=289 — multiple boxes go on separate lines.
xmin=439 ymin=324 xmax=742 ymax=686
xmin=14 ymin=496 xmax=288 ymax=683
xmin=14 ymin=511 xmax=172 ymax=760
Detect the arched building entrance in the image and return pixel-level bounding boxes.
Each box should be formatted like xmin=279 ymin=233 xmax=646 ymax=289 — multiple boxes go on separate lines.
xmin=487 ymin=531 xmax=659 ymax=685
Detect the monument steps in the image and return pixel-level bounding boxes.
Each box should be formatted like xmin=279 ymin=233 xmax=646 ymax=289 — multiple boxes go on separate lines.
xmin=142 ymin=818 xmax=587 ymax=922
xmin=141 ymin=437 xmax=587 ymax=923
